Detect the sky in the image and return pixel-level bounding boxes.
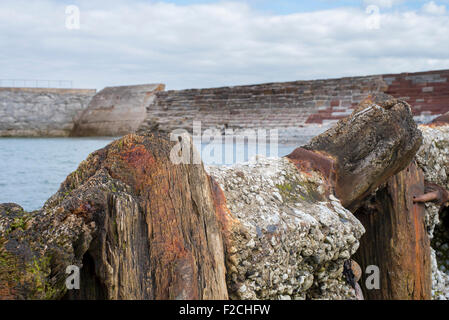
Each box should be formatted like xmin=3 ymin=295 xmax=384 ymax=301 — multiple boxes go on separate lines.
xmin=0 ymin=0 xmax=449 ymax=90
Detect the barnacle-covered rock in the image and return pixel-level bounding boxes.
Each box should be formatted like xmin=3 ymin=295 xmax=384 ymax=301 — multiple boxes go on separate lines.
xmin=208 ymin=156 xmax=364 ymax=300
xmin=416 ymin=123 xmax=449 ymax=300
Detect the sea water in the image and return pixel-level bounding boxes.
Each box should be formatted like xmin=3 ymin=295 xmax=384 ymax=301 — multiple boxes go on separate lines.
xmin=0 ymin=137 xmax=306 ymax=211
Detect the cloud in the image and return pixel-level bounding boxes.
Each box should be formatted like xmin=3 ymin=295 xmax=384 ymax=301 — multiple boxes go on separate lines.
xmin=362 ymin=0 xmax=404 ymax=9
xmin=0 ymin=0 xmax=448 ymax=90
xmin=422 ymin=1 xmax=446 ymax=15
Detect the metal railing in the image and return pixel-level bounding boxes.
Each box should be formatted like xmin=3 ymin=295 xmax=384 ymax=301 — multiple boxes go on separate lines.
xmin=0 ymin=79 xmax=73 ymax=88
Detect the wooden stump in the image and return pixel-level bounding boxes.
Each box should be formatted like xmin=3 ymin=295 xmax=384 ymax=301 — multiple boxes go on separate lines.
xmin=301 ymin=94 xmax=423 ymax=211
xmin=0 ymin=133 xmax=229 ymax=300
xmin=354 ymin=162 xmax=431 ymax=300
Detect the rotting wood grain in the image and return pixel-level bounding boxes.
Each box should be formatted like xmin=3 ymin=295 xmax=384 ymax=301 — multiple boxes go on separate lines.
xmin=354 ymin=162 xmax=431 ymax=300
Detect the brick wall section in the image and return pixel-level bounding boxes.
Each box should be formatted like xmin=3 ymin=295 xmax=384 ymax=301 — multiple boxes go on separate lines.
xmin=140 ymin=75 xmax=386 ymax=134
xmin=383 ymin=70 xmax=449 ymax=123
xmin=138 ymin=70 xmax=449 ymax=142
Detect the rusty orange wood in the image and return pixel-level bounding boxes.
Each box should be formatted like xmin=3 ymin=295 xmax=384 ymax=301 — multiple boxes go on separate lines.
xmin=354 ymin=161 xmax=431 ymax=300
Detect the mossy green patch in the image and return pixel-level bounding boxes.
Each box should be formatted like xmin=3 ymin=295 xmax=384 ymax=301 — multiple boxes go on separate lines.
xmin=276 ymin=175 xmax=324 ymax=204
xmin=26 ymin=255 xmax=59 ymax=299
xmin=0 ymin=238 xmax=24 ymax=286
xmin=3 ymin=210 xmax=30 ymax=236
xmin=434 ymin=139 xmax=448 ymax=150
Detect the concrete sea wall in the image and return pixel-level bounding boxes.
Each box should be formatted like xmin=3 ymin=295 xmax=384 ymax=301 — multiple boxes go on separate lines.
xmin=71 ymin=84 xmax=165 ymax=137
xmin=0 ymin=88 xmax=96 ymax=137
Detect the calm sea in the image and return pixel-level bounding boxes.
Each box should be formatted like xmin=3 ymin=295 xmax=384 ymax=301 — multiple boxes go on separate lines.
xmin=0 ymin=138 xmax=306 ymax=211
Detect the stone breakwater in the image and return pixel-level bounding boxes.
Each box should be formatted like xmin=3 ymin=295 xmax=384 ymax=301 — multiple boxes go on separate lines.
xmin=1 ymin=69 xmax=448 ymax=138
xmin=72 ymin=84 xmax=165 ymax=137
xmin=139 ymin=69 xmax=449 ymax=142
xmin=139 ymin=75 xmax=384 ymax=142
xmin=0 ymin=88 xmax=95 ymax=137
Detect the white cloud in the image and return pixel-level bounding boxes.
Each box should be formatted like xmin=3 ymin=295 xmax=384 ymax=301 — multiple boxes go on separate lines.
xmin=363 ymin=0 xmax=404 ymax=9
xmin=0 ymin=0 xmax=448 ymax=90
xmin=422 ymin=1 xmax=446 ymax=15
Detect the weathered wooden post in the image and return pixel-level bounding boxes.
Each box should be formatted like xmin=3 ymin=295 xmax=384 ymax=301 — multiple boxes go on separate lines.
xmin=354 ymin=162 xmax=431 ymax=300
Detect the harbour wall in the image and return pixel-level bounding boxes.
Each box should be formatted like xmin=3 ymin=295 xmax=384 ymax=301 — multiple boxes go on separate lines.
xmin=1 ymin=69 xmax=448 ymax=139
xmin=139 ymin=69 xmax=449 ymax=142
